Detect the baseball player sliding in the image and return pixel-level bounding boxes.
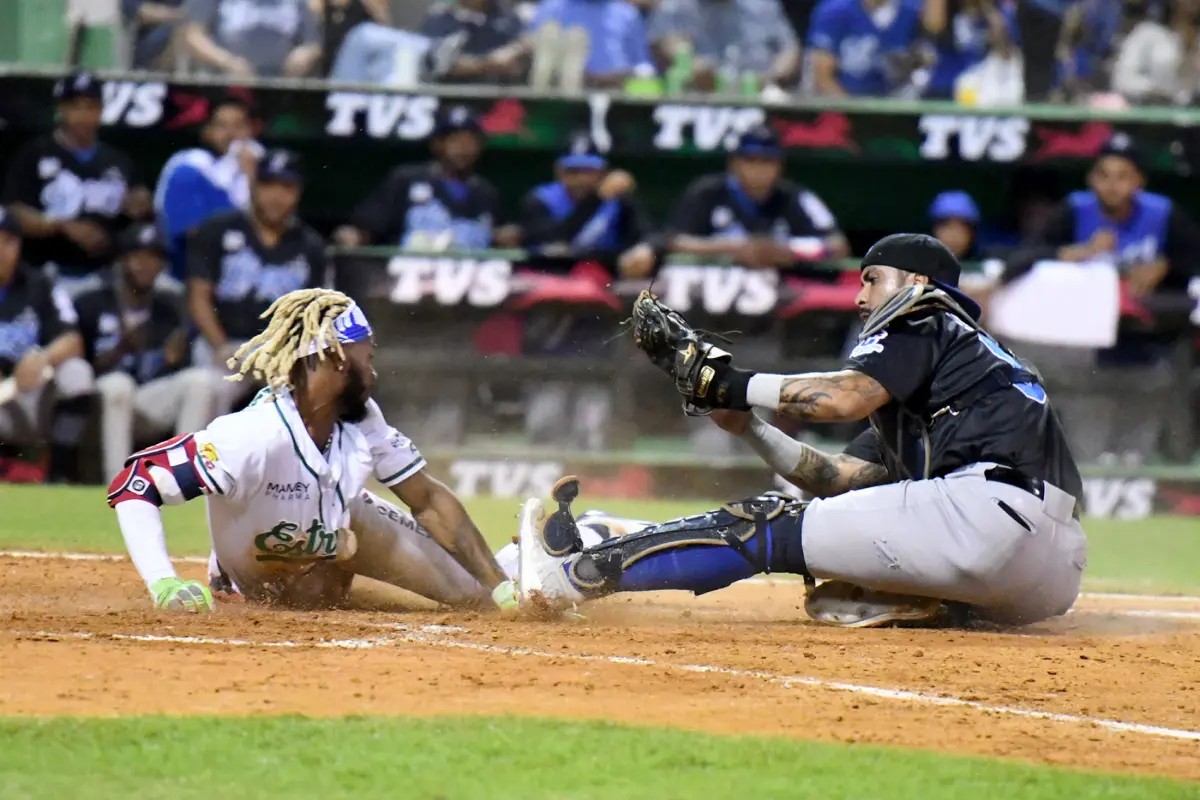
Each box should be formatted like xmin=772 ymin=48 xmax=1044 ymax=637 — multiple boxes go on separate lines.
xmin=518 ymin=234 xmax=1089 ymax=627
xmin=108 ymin=288 xmax=517 ymax=612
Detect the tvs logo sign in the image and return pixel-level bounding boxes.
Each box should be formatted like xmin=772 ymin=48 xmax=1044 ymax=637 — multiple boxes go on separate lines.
xmin=101 ymin=81 xmax=166 ymax=128
xmin=325 ymin=92 xmax=438 ymax=139
xmin=1080 ymin=478 xmax=1155 ymax=520
xmin=449 ymin=460 xmax=564 ymax=498
xmin=387 ymin=256 xmax=512 ymax=307
xmin=918 ymin=115 xmax=1028 ymax=162
xmin=652 ymin=104 xmax=765 ymax=151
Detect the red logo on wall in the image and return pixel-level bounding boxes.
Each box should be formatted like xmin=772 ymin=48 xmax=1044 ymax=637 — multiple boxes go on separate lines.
xmin=480 ymin=99 xmax=528 ymax=137
xmin=772 ymin=113 xmax=858 ymax=152
xmin=165 ymin=86 xmax=263 ymax=136
xmin=1032 ymin=121 xmax=1113 ymax=160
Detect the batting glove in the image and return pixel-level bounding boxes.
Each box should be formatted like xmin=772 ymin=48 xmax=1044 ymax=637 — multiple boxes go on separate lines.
xmin=492 ymin=579 xmax=519 ymax=612
xmin=151 ymin=577 xmax=216 ymax=613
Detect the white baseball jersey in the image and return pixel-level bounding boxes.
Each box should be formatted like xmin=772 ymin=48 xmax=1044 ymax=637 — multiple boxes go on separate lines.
xmin=111 ymin=388 xmax=425 ymax=586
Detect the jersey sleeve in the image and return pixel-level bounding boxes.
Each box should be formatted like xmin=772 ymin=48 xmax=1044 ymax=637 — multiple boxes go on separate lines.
xmin=667 ymin=179 xmax=716 ymax=236
xmin=842 ymin=319 xmax=940 ymax=403
xmin=841 ymin=428 xmax=883 ymax=464
xmin=792 ymin=188 xmax=840 ymax=236
xmin=351 ymin=169 xmax=409 ymax=244
xmin=30 ymin=275 xmax=79 ymax=345
xmin=186 ymin=218 xmax=223 ymax=283
xmin=106 ymin=416 xmax=262 ymax=507
xmin=355 ymin=399 xmax=427 ymax=486
xmin=2 ymin=141 xmax=44 ymax=206
xmin=806 ymin=0 xmax=842 ymax=54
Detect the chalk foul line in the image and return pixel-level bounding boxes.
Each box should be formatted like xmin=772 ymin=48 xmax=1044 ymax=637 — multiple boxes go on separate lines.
xmin=13 ymin=624 xmax=1200 ymax=744
xmin=4 ymin=551 xmax=1200 ymax=605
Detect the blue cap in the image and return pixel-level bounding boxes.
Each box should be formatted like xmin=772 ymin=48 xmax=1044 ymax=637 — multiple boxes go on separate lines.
xmin=929 ymin=191 xmax=981 ymax=224
xmin=732 ymin=124 xmax=783 ymax=158
xmin=256 ymin=149 xmax=304 ymax=184
xmin=557 ymin=132 xmax=607 ymax=171
xmin=54 ymin=71 xmax=103 ymax=102
xmin=433 ymin=104 xmax=483 ymax=138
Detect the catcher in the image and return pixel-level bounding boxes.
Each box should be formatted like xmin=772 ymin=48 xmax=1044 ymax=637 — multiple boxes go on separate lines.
xmin=518 ymin=233 xmax=1088 ymax=627
xmin=107 ymin=288 xmax=517 ymax=612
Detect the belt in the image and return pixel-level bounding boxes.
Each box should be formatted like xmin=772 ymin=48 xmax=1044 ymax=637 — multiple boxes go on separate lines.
xmin=983 ymin=465 xmax=1081 ymax=521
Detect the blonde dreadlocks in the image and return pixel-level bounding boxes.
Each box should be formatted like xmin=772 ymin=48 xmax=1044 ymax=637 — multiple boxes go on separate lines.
xmin=227 ymin=288 xmax=354 ymax=393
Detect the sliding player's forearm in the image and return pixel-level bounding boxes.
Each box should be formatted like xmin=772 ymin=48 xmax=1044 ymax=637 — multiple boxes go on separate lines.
xmin=418 ymin=496 xmax=508 ymax=590
xmin=115 ymin=500 xmax=177 ymax=588
xmin=741 ymin=415 xmax=888 ymax=497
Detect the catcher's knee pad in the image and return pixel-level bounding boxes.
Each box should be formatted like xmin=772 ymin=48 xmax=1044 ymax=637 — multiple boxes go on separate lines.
xmin=569 ymin=494 xmax=809 ymax=594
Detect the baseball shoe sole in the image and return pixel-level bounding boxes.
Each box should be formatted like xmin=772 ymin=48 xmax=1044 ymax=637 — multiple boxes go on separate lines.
xmin=804 ymin=580 xmax=944 ymax=628
xmin=517 ymin=479 xmax=587 ymax=608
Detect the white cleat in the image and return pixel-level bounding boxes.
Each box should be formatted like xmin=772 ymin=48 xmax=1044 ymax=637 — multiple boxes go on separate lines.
xmin=517 ymin=496 xmax=586 ymax=608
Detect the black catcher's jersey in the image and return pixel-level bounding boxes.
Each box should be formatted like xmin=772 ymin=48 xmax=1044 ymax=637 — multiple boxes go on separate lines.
xmin=668 ymin=173 xmax=841 ymax=242
xmin=0 ymin=265 xmax=77 ymax=375
xmin=74 ymin=285 xmax=186 ymax=385
xmin=350 ymin=162 xmax=502 ymax=250
xmin=842 ymin=308 xmax=1083 ymax=500
xmin=187 ymin=211 xmax=326 ymax=341
xmin=2 ymin=134 xmax=138 ymax=274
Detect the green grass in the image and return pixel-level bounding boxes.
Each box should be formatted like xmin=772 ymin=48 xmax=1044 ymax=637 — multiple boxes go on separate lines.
xmin=2 ymin=483 xmax=1199 ymax=594
xmin=1 ymin=716 xmax=1195 ymax=800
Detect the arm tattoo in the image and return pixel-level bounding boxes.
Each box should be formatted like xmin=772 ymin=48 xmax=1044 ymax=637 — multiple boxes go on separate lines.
xmin=785 ymin=448 xmax=890 ymax=498
xmin=778 ymin=370 xmax=890 ymax=421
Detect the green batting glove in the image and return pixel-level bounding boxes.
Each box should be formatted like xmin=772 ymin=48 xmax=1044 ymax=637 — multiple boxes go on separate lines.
xmin=492 ymin=579 xmax=519 ymax=612
xmin=151 ymin=577 xmax=215 ymax=613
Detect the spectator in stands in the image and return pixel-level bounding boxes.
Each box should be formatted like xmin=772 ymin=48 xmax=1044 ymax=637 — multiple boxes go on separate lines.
xmin=647 ymin=0 xmax=801 ymax=94
xmin=806 ymin=0 xmax=925 ymax=97
xmin=155 ymin=96 xmax=260 ymax=283
xmin=419 ymin=0 xmax=527 ymax=84
xmin=312 ymin=0 xmax=389 ymax=74
xmin=519 ymin=133 xmax=656 ymax=277
xmin=929 ymin=190 xmax=981 ymax=259
xmin=123 ymin=0 xmax=187 ymax=70
xmin=182 ymin=0 xmax=323 ymax=77
xmin=1014 ymin=134 xmax=1200 ymax=464
xmin=335 ymin=106 xmax=518 ymax=251
xmin=922 ymin=0 xmax=1019 ymax=100
xmin=666 ymin=125 xmax=849 ymax=265
xmin=187 ymin=150 xmax=326 ymax=413
xmin=0 ymin=208 xmax=94 ymax=485
xmin=75 ymin=223 xmax=224 ymax=482
xmin=1017 ymin=0 xmax=1071 ymax=101
xmin=326 ymin=2 xmax=468 ymax=85
xmin=1111 ymin=0 xmax=1185 ymax=104
xmin=1055 ymin=0 xmax=1121 ymax=100
xmin=525 ymin=0 xmax=655 ymax=91
xmin=2 ymin=73 xmax=151 ymax=299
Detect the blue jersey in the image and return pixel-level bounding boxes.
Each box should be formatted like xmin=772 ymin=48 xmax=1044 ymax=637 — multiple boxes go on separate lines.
xmin=927 ymin=5 xmax=1018 ymax=96
xmin=155 ymin=149 xmax=250 ymax=280
xmin=807 ymin=0 xmax=922 ymax=96
xmin=1069 ymin=190 xmax=1172 ymax=265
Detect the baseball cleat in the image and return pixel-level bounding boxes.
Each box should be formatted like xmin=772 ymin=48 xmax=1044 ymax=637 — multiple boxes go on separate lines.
xmin=542 ymin=475 xmax=583 ymax=556
xmin=517 ymin=496 xmax=585 ymax=607
xmin=804 ymin=580 xmax=944 ymax=628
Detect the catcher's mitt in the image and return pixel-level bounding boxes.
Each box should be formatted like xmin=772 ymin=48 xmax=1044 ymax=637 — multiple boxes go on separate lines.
xmin=630 ymin=290 xmax=736 ymax=416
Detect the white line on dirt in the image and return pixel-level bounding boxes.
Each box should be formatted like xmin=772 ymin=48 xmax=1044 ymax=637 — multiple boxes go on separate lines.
xmin=5 ymin=551 xmax=1200 ymax=605
xmin=14 ymin=624 xmax=1200 ymax=743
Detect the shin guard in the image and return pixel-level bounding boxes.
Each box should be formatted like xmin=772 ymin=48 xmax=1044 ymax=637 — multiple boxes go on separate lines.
xmin=569 ymin=494 xmax=806 ymax=596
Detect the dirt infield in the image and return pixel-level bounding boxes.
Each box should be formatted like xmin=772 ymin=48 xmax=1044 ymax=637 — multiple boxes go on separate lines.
xmin=2 ymin=555 xmax=1199 ymax=781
